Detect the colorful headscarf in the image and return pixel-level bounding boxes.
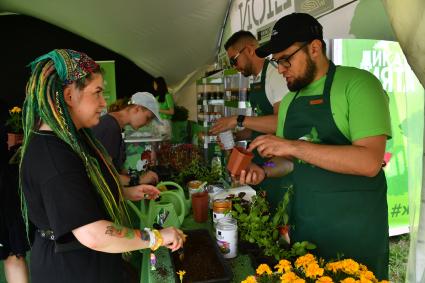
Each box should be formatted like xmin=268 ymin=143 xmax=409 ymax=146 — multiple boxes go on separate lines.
xmin=21 ymin=49 xmax=130 ymax=232
xmin=29 ymin=49 xmax=99 ymax=85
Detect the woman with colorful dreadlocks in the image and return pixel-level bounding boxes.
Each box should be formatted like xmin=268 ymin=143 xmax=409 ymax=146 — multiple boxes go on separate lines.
xmin=20 ymin=49 xmax=185 ymax=283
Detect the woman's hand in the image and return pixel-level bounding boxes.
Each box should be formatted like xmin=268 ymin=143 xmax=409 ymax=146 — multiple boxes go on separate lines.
xmin=236 ymin=162 xmax=266 ymax=185
xmin=123 ymin=184 xmax=160 ymax=201
xmin=139 ymin=170 xmax=159 ymax=185
xmin=159 ymin=227 xmax=186 ymax=252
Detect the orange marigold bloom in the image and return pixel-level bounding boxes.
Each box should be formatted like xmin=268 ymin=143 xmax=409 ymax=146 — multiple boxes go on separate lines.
xmin=256 ymin=264 xmax=272 ymax=275
xmin=275 ymin=259 xmax=292 ymax=273
xmin=315 ymin=276 xmax=334 ymax=283
xmin=340 ymin=278 xmax=357 ymax=283
xmin=305 ymin=263 xmax=324 ymax=279
xmin=295 ymin=253 xmax=317 ymax=269
xmin=359 ymin=270 xmax=376 ymax=281
xmin=280 ymin=271 xmax=300 ymax=283
xmin=241 ymin=275 xmax=257 ymax=283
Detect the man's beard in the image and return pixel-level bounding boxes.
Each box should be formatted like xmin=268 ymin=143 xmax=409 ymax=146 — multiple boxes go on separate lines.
xmin=287 ymin=55 xmax=317 ymax=92
xmin=241 ymin=61 xmax=254 ymax=77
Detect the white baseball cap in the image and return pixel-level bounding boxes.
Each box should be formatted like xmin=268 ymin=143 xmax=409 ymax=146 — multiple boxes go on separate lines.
xmin=129 ymin=92 xmax=163 ymax=124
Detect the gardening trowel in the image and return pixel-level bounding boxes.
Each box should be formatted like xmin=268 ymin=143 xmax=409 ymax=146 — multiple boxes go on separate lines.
xmin=153 ymin=209 xmax=185 ymax=261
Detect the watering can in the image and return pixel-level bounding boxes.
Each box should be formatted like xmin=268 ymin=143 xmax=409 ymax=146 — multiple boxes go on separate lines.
xmin=156 ymin=181 xmax=192 ymax=216
xmin=126 ymin=181 xmax=187 ymax=228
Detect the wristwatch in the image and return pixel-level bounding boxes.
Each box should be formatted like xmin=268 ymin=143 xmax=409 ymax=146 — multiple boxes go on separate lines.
xmin=236 ymin=115 xmax=245 ymax=130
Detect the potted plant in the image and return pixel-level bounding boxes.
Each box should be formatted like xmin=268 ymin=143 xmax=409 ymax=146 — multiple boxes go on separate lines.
xmin=231 ymin=188 xmax=316 ymax=267
xmin=242 ymin=254 xmax=389 ymax=283
xmin=5 ymin=106 xmax=23 ymax=150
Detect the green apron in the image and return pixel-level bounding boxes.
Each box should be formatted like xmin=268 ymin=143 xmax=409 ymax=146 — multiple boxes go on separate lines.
xmin=249 ymin=61 xmax=292 ymax=211
xmin=284 ymin=61 xmax=388 ymax=279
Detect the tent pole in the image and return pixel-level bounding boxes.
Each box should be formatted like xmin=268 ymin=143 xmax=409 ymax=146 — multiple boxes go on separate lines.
xmin=215 ymin=0 xmax=233 ymax=62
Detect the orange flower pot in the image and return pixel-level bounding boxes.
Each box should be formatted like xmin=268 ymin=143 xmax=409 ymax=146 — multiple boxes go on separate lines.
xmin=191 ymin=191 xmax=209 ymax=223
xmin=226 ymin=146 xmax=253 ymax=176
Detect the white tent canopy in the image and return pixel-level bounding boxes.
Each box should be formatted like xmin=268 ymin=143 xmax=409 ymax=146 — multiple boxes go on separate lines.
xmin=0 ymin=0 xmax=230 ymax=87
xmin=1 ymin=0 xmax=424 ymax=282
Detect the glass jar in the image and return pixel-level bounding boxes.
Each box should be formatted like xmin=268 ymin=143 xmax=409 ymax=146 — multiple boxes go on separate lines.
xmin=216 ymin=217 xmax=238 ymax=258
xmin=212 ymin=199 xmax=232 ymax=224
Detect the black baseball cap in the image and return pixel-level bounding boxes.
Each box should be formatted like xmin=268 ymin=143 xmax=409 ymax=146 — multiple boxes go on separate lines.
xmin=256 ymin=13 xmax=323 ymax=58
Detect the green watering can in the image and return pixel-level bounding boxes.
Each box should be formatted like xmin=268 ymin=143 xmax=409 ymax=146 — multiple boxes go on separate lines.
xmin=126 ymin=181 xmax=187 ymax=228
xmin=156 ymin=181 xmax=192 ymax=216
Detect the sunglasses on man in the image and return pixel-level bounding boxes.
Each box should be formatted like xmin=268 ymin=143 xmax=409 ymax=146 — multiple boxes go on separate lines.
xmin=229 ymin=46 xmax=247 ymax=67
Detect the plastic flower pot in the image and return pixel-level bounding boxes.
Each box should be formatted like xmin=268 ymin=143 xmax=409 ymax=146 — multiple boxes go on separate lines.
xmin=191 ymin=191 xmax=209 ymax=223
xmin=226 ymin=146 xmax=253 ymax=176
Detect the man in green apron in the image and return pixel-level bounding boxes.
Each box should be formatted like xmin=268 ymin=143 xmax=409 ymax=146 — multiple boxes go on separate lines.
xmin=239 ymin=13 xmax=391 ymax=280
xmin=209 ymin=31 xmax=291 ymax=210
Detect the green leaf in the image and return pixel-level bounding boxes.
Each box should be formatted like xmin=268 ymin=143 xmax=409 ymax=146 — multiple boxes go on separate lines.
xmin=234 ymin=203 xmax=243 ymax=213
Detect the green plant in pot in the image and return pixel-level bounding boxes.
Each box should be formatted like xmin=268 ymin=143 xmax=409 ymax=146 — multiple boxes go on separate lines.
xmin=231 ymin=187 xmax=316 ymax=264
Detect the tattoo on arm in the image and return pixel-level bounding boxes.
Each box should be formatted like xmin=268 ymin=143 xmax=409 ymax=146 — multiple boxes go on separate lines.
xmin=105 ymin=224 xmax=150 ymax=242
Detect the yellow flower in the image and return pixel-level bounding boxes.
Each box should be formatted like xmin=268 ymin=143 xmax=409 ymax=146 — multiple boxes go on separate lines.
xmin=378 ymin=281 xmax=389 ymax=283
xmin=295 ymin=253 xmax=317 ymax=269
xmin=176 ymin=270 xmax=186 ymax=283
xmin=280 ymin=271 xmax=300 ymax=282
xmin=340 ymin=278 xmax=357 ymax=283
xmin=10 ymin=106 xmax=22 ymax=114
xmin=315 ymin=276 xmax=334 ymax=283
xmin=305 ymin=263 xmax=324 ymax=279
xmin=275 ymin=259 xmax=292 ymax=273
xmin=256 ymin=263 xmax=272 ymax=275
xmin=325 ymin=259 xmax=360 ymax=275
xmin=241 ymin=275 xmax=257 ymax=283
xmin=359 ymin=270 xmax=376 ymax=281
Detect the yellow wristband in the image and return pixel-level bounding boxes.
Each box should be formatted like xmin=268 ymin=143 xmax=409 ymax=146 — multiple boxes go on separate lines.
xmin=151 ymin=229 xmax=163 ymax=251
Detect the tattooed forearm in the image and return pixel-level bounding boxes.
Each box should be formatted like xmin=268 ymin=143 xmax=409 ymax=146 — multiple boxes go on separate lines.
xmin=105 ymin=224 xmax=150 ymax=242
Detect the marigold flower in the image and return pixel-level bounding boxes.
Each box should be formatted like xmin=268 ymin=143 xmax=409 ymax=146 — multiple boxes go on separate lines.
xmin=359 ymin=270 xmax=376 ymax=281
xmin=256 ymin=264 xmax=272 ymax=275
xmin=280 ymin=271 xmax=300 ymax=282
xmin=275 ymin=259 xmax=292 ymax=273
xmin=305 ymin=263 xmax=324 ymax=278
xmin=295 ymin=253 xmax=317 ymax=269
xmin=10 ymin=106 xmax=22 ymax=114
xmin=241 ymin=275 xmax=257 ymax=283
xmin=315 ymin=276 xmax=334 ymax=283
xmin=340 ymin=278 xmax=357 ymax=283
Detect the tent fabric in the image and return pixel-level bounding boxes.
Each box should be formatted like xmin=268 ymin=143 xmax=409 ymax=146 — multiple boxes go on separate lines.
xmin=382 ymin=1 xmax=425 ymax=282
xmin=0 ymin=0 xmax=230 ymax=87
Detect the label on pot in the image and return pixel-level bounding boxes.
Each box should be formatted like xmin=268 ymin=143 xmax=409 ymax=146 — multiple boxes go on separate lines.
xmin=216 ymin=221 xmax=237 ymax=259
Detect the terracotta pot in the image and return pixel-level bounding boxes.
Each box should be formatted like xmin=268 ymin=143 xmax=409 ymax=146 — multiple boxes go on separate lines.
xmin=226 ymin=146 xmax=253 ymax=176
xmin=191 ymin=191 xmax=209 ymax=223
xmin=7 ymin=133 xmax=23 ymax=150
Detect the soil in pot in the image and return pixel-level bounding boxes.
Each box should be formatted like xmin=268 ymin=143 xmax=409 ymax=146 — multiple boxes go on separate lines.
xmin=170 ymin=229 xmax=232 ymax=283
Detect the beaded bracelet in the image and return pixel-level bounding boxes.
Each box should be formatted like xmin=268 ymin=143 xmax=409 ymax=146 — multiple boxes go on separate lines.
xmin=144 ymin=228 xmax=156 ymax=248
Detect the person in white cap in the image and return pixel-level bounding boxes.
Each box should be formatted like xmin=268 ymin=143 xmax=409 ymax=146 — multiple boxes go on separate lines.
xmin=92 ymin=92 xmax=163 ymax=186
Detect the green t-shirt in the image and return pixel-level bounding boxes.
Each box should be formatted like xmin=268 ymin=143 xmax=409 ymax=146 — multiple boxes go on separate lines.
xmin=157 ymin=92 xmax=174 ymax=120
xmin=277 ymin=66 xmax=392 ymax=141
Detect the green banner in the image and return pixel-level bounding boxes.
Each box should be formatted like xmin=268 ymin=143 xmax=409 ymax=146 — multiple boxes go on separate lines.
xmin=96 ymin=60 xmax=117 ymax=107
xmin=334 ymin=39 xmax=424 ymax=235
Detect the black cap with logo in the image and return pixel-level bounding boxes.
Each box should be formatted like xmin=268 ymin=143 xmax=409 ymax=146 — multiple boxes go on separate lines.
xmin=255 ymin=13 xmax=323 ymax=58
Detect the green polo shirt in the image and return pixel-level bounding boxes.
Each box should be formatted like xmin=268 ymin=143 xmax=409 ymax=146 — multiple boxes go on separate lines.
xmin=277 ymin=66 xmax=392 ymax=141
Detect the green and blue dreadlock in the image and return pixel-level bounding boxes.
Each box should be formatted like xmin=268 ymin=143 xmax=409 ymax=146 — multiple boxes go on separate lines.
xmin=20 ymin=49 xmax=130 ymax=232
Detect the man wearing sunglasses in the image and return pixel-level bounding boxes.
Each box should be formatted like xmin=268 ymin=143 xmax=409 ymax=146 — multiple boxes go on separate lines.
xmin=210 ymin=30 xmax=290 ymax=210
xmin=239 ymin=13 xmax=391 ymax=280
